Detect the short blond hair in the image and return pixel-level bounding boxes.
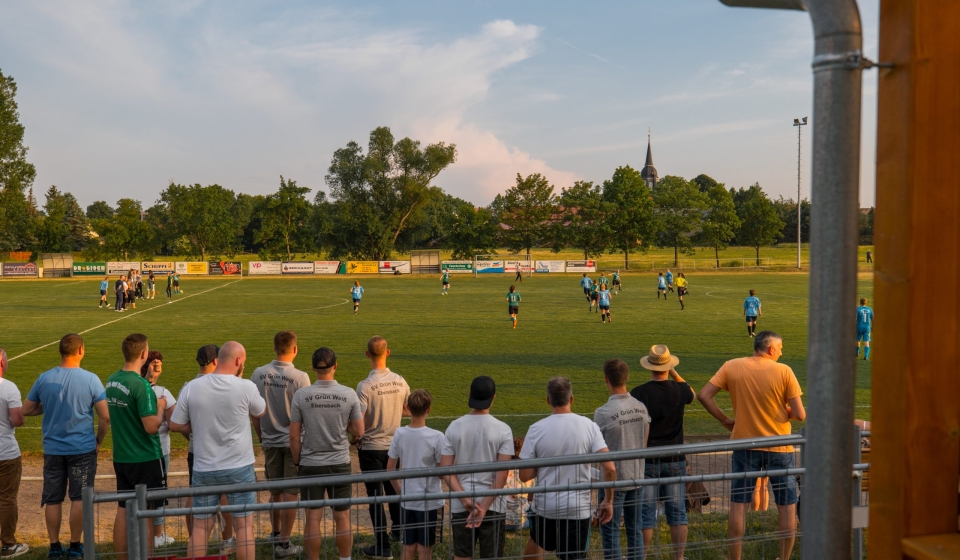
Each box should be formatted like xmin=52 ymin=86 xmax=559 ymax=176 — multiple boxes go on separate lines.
xmin=367 ymin=336 xmax=388 ymax=357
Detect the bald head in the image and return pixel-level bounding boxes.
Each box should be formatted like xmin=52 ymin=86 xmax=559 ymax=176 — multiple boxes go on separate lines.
xmin=215 ymin=341 xmax=247 ymax=377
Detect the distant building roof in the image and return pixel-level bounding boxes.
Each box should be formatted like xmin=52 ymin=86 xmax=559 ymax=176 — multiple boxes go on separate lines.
xmin=640 ymin=131 xmax=658 ymax=186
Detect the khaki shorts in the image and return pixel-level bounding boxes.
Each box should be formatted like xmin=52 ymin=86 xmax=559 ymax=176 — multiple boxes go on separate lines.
xmin=298 ymin=463 xmax=352 ymax=511
xmin=263 ymin=447 xmax=299 ymax=495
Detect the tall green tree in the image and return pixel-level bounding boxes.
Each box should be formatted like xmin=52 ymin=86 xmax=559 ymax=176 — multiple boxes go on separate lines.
xmin=157 ymin=183 xmax=242 ymax=260
xmin=37 ymin=186 xmax=88 ymax=252
xmin=735 ymin=184 xmax=785 ymax=265
xmin=447 ymin=201 xmax=497 ymax=259
xmin=692 ymin=173 xmax=720 ymax=193
xmin=86 ymin=200 xmax=114 ymax=220
xmin=497 ymin=173 xmax=556 ymax=254
xmin=697 ymin=183 xmax=741 ymax=267
xmin=86 ymin=199 xmax=155 ymax=260
xmin=602 ymin=165 xmax=656 ymax=269
xmin=772 ymin=196 xmax=811 ymax=245
xmin=0 ymin=69 xmax=39 ymax=252
xmin=653 ymin=175 xmax=708 ymax=266
xmin=255 ymin=176 xmax=313 ymax=261
xmin=556 ymin=180 xmax=609 ymax=259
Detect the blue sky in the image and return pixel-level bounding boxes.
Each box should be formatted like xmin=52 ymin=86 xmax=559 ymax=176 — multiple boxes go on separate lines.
xmin=1 ymin=0 xmax=878 ymax=208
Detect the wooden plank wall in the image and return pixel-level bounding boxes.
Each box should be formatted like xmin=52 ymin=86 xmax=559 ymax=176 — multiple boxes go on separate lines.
xmin=871 ymin=0 xmax=960 ymax=557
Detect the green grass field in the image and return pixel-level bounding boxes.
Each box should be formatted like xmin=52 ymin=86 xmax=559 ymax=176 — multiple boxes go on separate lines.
xmin=0 ymin=271 xmax=873 ymax=454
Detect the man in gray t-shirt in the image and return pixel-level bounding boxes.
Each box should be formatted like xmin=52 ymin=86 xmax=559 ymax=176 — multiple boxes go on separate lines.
xmin=594 ymin=359 xmax=650 ymax=560
xmin=290 ymin=347 xmax=363 ymax=560
xmin=250 ymin=331 xmax=310 ymax=555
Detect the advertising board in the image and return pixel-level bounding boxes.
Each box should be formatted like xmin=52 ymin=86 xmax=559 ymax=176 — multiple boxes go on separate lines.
xmin=281 ymin=262 xmax=315 ymax=275
xmin=314 ymin=261 xmax=341 ymax=274
xmin=566 ymin=260 xmax=597 ymax=273
xmin=2 ymin=262 xmax=38 ymax=277
xmin=249 ymin=261 xmax=282 ymax=275
xmin=346 ymin=261 xmax=379 ymax=274
xmin=72 ymin=262 xmax=107 ymax=276
xmin=535 ymin=260 xmax=566 ymax=273
xmin=108 ymin=261 xmax=141 ymax=275
xmin=208 ymin=261 xmax=242 ymax=275
xmin=141 ymin=261 xmax=176 ymax=274
xmin=441 ymin=261 xmax=473 ymax=273
xmin=475 ymin=260 xmax=505 ymax=274
xmin=176 ymin=262 xmax=209 ymax=275
xmin=504 ymin=261 xmax=533 ymax=273
xmin=378 ymin=261 xmax=411 ymax=274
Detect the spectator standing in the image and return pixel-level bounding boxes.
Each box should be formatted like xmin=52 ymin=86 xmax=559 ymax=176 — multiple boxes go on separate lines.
xmin=519 ymin=377 xmax=615 ymax=560
xmin=22 ymin=334 xmax=109 ymax=559
xmin=106 ymin=334 xmax=167 ymax=560
xmin=356 ymin=336 xmax=411 ymax=558
xmin=140 ymin=351 xmax=176 ymax=547
xmin=0 ymin=349 xmax=28 ymax=558
xmin=170 ymin=342 xmax=266 ymax=560
xmin=290 ymin=347 xmax=363 ymax=560
xmin=440 ymin=376 xmax=514 ymax=560
xmin=629 ymin=345 xmax=694 ymax=559
xmin=387 ymin=390 xmax=445 ymax=560
xmin=115 ymin=275 xmax=126 ymax=312
xmin=698 ymin=331 xmax=805 ymax=560
xmin=594 ymin=359 xmax=650 ymax=560
xmin=251 ymin=331 xmax=310 ymax=557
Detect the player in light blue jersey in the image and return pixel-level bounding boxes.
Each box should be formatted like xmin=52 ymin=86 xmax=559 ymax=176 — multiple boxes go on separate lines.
xmin=441 ymin=268 xmax=450 ymax=295
xmin=856 ymin=297 xmax=874 ymax=360
xmin=580 ymin=274 xmax=593 ymax=302
xmin=350 ymin=280 xmax=365 ymax=314
xmin=506 ymin=285 xmax=521 ymax=329
xmin=743 ymin=290 xmax=762 ymax=337
xmin=598 ymin=286 xmax=612 ymax=323
xmin=99 ymin=276 xmax=110 ymax=308
xmin=657 ymin=272 xmax=667 ymax=300
xmin=665 ymin=269 xmax=674 ymax=293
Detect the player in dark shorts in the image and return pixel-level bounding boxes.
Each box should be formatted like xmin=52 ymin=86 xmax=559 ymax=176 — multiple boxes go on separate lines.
xmin=676 ymin=273 xmax=688 ymax=310
xmin=514 ymin=263 xmax=524 ymax=283
xmin=506 ymin=285 xmax=521 ymax=329
xmin=165 ymin=273 xmax=173 ymax=299
xmin=589 ymin=283 xmax=600 ymax=313
xmin=172 ymin=273 xmax=180 ymax=295
xmin=612 ymin=270 xmax=622 ymax=293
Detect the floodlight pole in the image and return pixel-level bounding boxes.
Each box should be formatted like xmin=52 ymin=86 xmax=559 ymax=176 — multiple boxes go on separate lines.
xmin=794 ymin=117 xmax=808 ymax=269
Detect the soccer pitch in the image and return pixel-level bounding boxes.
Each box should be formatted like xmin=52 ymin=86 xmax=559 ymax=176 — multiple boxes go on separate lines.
xmin=0 ymin=272 xmax=873 ymax=454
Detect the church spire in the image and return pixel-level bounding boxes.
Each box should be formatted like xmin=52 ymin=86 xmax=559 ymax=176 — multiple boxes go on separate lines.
xmin=640 ymin=128 xmax=658 ymax=188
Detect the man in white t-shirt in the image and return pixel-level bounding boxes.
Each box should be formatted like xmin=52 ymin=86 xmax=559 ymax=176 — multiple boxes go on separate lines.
xmin=520 ymin=377 xmax=615 ymax=560
xmin=0 ymin=349 xmax=28 ymax=558
xmin=356 ymin=336 xmax=410 ymax=558
xmin=440 ymin=376 xmax=514 ymax=560
xmin=170 ymin=342 xmax=266 ymax=560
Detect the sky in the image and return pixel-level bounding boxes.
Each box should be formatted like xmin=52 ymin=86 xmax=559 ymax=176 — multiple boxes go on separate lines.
xmin=0 ymin=0 xmax=879 ymax=209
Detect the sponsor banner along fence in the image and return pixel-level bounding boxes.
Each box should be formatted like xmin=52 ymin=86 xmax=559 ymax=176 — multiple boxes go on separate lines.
xmin=2 ymin=262 xmax=38 ymax=277
xmin=249 ymin=261 xmax=282 ymax=275
xmin=72 ymin=262 xmax=107 ymax=276
xmin=313 ymin=261 xmax=341 ymax=274
xmin=379 ymin=261 xmax=411 ymax=274
xmin=282 ymin=262 xmax=315 ymax=275
xmin=566 ymin=260 xmax=597 ymax=273
xmin=535 ymin=260 xmax=566 ymax=273
xmin=208 ymin=261 xmax=242 ymax=275
xmin=108 ymin=261 xmax=141 ymax=275
xmin=346 ymin=261 xmax=378 ymax=274
xmin=475 ymin=260 xmax=505 ymax=274
xmin=442 ymin=261 xmax=473 ymax=273
xmin=176 ymin=262 xmax=209 ymax=275
xmin=504 ymin=261 xmax=533 ymax=273
xmin=141 ymin=261 xmax=175 ymax=274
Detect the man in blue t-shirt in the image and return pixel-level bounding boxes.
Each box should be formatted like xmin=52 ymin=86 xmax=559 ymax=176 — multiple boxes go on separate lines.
xmin=856 ymin=298 xmax=874 ymax=360
xmin=99 ymin=276 xmax=109 ymax=309
xmin=657 ymin=273 xmax=667 ymax=301
xmin=665 ymin=269 xmax=674 ymax=293
xmin=350 ymin=281 xmax=365 ymax=314
xmin=743 ymin=290 xmax=762 ymax=337
xmin=23 ymin=334 xmax=108 ymax=558
xmin=598 ymin=287 xmax=612 ymax=324
xmin=580 ymin=274 xmax=592 ymax=302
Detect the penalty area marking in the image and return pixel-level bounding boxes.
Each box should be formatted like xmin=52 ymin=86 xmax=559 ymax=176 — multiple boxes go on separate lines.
xmin=8 ymin=280 xmax=241 ymax=362
xmin=241 ymin=298 xmax=351 ymax=315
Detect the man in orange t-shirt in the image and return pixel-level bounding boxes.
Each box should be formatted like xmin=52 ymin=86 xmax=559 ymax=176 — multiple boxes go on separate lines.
xmin=697 ymin=331 xmax=806 ymax=560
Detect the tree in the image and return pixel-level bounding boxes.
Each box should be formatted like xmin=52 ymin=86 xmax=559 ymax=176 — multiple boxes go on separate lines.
xmin=36 ymin=186 xmax=89 ymax=253
xmin=735 ymin=184 xmax=785 ymax=265
xmin=497 ymin=173 xmax=557 ymax=254
xmin=447 ymin=201 xmax=497 ymax=259
xmin=255 ymin=176 xmax=313 ymax=261
xmin=86 ymin=199 xmax=155 ymax=260
xmin=602 ymin=165 xmax=656 ymax=269
xmin=157 ymin=183 xmax=242 ymax=260
xmin=858 ymin=207 xmax=874 ymax=245
xmin=0 ymin=69 xmax=39 ymax=252
xmin=692 ymin=173 xmax=720 ymax=193
xmin=772 ymin=196 xmax=810 ymax=244
xmin=653 ymin=175 xmax=708 ymax=266
xmin=556 ymin=180 xmax=609 ymax=259
xmin=698 ymin=183 xmax=741 ymax=267
xmin=86 ymin=200 xmax=114 ymax=220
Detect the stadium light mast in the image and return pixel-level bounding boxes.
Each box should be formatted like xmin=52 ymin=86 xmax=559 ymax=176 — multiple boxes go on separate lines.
xmin=793 ymin=116 xmax=807 ymax=269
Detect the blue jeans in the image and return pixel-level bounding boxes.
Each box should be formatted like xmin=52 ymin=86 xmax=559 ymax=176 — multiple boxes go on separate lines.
xmin=730 ymin=450 xmax=798 ymax=505
xmin=192 ymin=464 xmax=257 ymax=518
xmin=599 ymin=488 xmax=643 ymax=560
xmin=641 ymin=460 xmax=687 ymax=529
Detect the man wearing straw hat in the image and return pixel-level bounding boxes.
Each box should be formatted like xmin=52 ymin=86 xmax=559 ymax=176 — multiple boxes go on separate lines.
xmin=629 ymin=345 xmax=695 ymax=560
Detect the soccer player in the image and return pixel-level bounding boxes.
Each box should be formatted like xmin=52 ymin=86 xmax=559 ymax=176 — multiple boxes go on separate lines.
xmin=350 ymin=281 xmax=365 ymax=314
xmin=441 ymin=268 xmax=451 ymax=295
xmin=657 ymin=273 xmax=667 ymax=300
xmin=589 ymin=283 xmax=600 ymax=313
xmin=665 ymin=269 xmax=674 ymax=293
xmin=676 ymin=273 xmax=688 ymax=310
xmin=612 ymin=270 xmax=622 ymax=293
xmin=856 ymin=298 xmax=874 ymax=360
xmin=147 ymin=272 xmax=156 ymax=300
xmin=126 ymin=276 xmax=136 ymax=310
xmin=580 ymin=274 xmax=592 ymax=302
xmin=165 ymin=273 xmax=173 ymax=299
xmin=506 ymin=286 xmax=521 ymax=329
xmin=172 ymin=273 xmax=180 ymax=295
xmin=743 ymin=290 xmax=762 ymax=337
xmin=99 ymin=276 xmax=109 ymax=308
xmin=514 ymin=263 xmax=524 ymax=283
xmin=598 ymin=284 xmax=612 ymax=323
xmin=598 ymin=272 xmax=609 ymax=290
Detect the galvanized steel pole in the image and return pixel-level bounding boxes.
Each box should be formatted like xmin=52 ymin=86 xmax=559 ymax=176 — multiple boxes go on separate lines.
xmin=81 ymin=486 xmax=96 ymax=560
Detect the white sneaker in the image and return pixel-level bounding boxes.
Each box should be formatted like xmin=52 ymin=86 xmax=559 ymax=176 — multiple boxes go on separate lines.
xmin=220 ymin=537 xmax=236 ymax=554
xmin=274 ymin=544 xmax=303 ymax=558
xmin=154 ymin=534 xmax=175 ymax=547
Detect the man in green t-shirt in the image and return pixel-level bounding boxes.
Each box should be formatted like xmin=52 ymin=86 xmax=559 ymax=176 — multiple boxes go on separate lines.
xmin=106 ymin=334 xmax=167 ymax=559
xmin=505 ymin=286 xmax=521 ymax=329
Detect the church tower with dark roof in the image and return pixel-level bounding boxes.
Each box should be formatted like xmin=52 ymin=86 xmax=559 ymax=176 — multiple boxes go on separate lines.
xmin=640 ymin=130 xmax=658 ymax=189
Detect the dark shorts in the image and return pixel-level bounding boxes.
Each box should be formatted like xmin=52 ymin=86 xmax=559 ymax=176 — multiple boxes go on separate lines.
xmin=298 ymin=463 xmax=352 ymax=511
xmin=529 ymin=515 xmax=591 ymax=560
xmin=451 ymin=510 xmax=506 ymax=558
xmin=443 ymin=282 xmax=449 ymax=286
xmin=173 ymin=281 xmax=179 ymax=287
xmin=746 ymin=315 xmax=758 ymax=323
xmin=658 ymin=285 xmax=666 ymax=291
xmin=115 ymin=458 xmax=167 ymax=509
xmin=187 ymin=451 xmax=194 ymax=484
xmin=599 ymin=304 xmax=610 ymax=310
xmin=857 ymin=330 xmax=871 ymax=342
xmin=730 ymin=450 xmax=799 ymax=506
xmin=100 ymin=290 xmax=106 ymax=296
xmin=403 ymin=508 xmax=439 ymax=547
xmin=613 ymin=280 xmax=621 ymax=286
xmin=590 ymin=294 xmax=599 ymax=301
xmin=42 ymin=450 xmax=98 ymax=505
xmin=508 ymin=306 xmax=519 ymax=315
xmin=582 ymin=287 xmax=590 ymax=295
xmin=353 ymin=298 xmax=361 ymax=304
xmin=678 ymin=287 xmax=687 ymax=296
xmin=263 ymin=447 xmax=299 ymax=495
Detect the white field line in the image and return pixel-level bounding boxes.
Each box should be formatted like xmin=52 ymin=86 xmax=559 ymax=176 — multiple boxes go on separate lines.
xmin=8 ymin=280 xmax=241 ymax=362
xmin=246 ymin=298 xmax=350 ymax=315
